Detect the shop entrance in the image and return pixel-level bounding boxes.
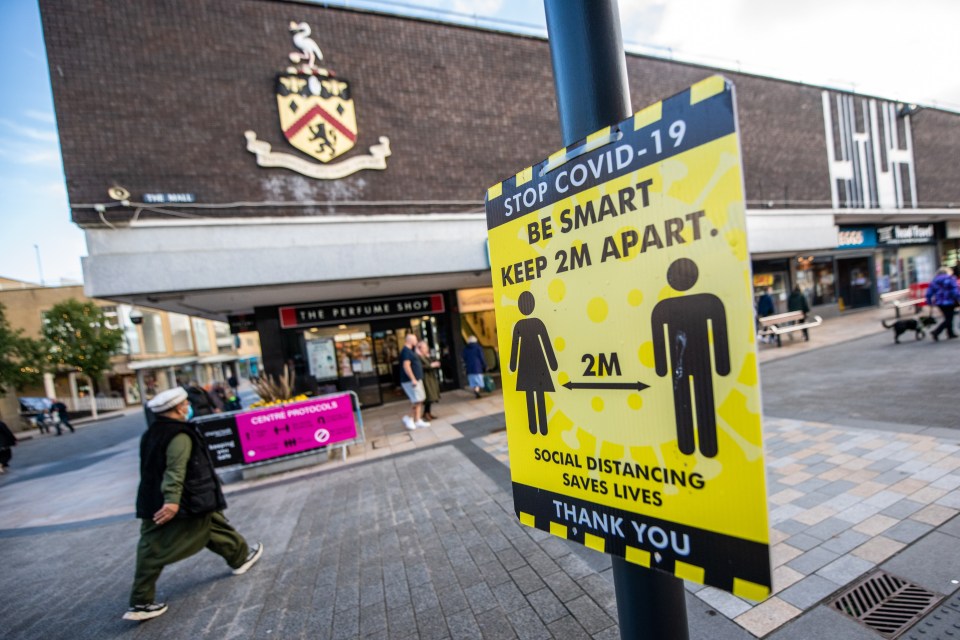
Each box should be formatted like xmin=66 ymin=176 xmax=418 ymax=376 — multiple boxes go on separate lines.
xmin=837 ymin=256 xmax=874 ymax=310
xmin=457 ymin=287 xmax=500 ymax=371
xmin=795 ymin=256 xmax=837 ymax=306
xmin=752 ymin=259 xmax=790 ymax=315
xmin=303 ymin=324 xmax=382 ymax=407
xmin=372 ymin=315 xmax=453 ymax=403
xmin=297 ymin=313 xmax=455 ymax=408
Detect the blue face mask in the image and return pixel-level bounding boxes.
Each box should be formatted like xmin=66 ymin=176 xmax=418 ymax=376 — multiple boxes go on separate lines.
xmin=185 ymin=405 xmax=195 ymax=421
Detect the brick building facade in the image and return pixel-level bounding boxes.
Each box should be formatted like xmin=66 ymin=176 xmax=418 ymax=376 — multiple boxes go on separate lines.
xmin=39 ymin=0 xmax=960 ymax=403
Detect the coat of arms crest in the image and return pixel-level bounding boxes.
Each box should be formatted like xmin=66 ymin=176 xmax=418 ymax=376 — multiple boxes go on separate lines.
xmin=245 ymin=22 xmax=390 ymax=179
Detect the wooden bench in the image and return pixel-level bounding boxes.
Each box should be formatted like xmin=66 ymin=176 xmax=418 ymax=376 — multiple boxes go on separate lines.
xmin=880 ymin=289 xmax=925 ymax=317
xmin=758 ymin=311 xmax=823 ymax=347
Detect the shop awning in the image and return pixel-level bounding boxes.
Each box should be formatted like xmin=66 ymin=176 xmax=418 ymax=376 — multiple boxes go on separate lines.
xmin=128 ymin=356 xmax=199 ymax=370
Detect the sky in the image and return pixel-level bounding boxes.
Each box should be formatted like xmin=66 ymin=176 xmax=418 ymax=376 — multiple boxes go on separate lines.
xmin=1 ymin=0 xmax=958 ymax=286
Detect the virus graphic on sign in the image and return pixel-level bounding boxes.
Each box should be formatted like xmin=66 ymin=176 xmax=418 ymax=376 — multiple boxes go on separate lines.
xmin=244 ymin=21 xmax=391 ymax=180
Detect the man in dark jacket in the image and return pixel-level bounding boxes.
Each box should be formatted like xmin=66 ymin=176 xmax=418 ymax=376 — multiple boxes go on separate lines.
xmin=786 ymin=286 xmax=811 ymax=341
xmin=48 ymin=398 xmax=74 ymax=435
xmin=0 ymin=419 xmax=17 ymax=473
xmin=183 ymin=382 xmax=218 ymax=417
xmin=925 ymin=267 xmax=960 ymax=341
xmin=124 ymin=387 xmax=263 ymax=622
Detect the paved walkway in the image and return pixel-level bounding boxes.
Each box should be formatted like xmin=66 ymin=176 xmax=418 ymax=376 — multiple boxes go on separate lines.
xmin=4 ymin=303 xmax=960 ymax=639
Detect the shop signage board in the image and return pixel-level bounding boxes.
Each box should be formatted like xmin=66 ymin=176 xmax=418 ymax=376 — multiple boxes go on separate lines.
xmin=837 ymin=226 xmax=878 ymax=249
xmin=279 ymin=293 xmax=446 ymax=329
xmin=194 ymin=415 xmax=245 ymax=467
xmin=876 ymin=224 xmax=937 ymax=246
xmin=484 ymin=76 xmax=771 ymax=599
xmin=235 ymin=394 xmax=357 ymax=463
xmin=227 ymin=313 xmax=257 ymax=334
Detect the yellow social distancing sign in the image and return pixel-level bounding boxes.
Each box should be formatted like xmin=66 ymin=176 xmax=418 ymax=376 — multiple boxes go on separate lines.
xmin=485 ymin=76 xmax=771 ymax=600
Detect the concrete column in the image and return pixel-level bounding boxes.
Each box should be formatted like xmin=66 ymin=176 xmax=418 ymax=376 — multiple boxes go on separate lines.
xmin=43 ymin=373 xmax=56 ymax=399
xmin=68 ymin=372 xmax=80 ymax=410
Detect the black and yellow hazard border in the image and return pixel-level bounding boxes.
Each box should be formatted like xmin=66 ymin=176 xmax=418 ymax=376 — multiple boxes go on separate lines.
xmin=484 ymin=76 xmax=772 ymax=600
xmin=486 ymin=75 xmax=738 ymax=228
xmin=514 ymin=483 xmax=771 ymax=600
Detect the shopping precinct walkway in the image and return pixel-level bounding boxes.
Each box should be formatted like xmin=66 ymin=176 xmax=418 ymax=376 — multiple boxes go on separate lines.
xmin=3 ymin=306 xmax=960 ymax=639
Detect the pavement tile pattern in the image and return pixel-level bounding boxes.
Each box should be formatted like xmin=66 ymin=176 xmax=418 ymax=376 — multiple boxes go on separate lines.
xmin=475 ymin=416 xmax=960 ymax=638
xmin=6 ymin=307 xmax=960 ymax=638
xmin=1 ymin=442 xmax=623 ymax=639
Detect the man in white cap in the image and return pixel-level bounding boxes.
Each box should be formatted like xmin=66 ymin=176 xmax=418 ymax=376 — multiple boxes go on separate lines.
xmin=123 ymin=387 xmax=263 ymax=621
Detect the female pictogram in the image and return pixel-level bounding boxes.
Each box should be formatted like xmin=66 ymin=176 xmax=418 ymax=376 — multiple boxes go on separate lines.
xmin=510 ymin=291 xmax=558 ymax=435
xmin=651 ymin=258 xmax=730 ymax=457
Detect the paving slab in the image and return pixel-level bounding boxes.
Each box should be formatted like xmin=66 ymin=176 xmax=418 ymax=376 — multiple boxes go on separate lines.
xmin=5 ymin=309 xmax=960 ymax=638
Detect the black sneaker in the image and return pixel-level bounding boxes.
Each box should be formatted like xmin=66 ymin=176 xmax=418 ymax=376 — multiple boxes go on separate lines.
xmin=122 ymin=602 xmax=168 ymax=621
xmin=232 ymin=542 xmax=264 ymax=575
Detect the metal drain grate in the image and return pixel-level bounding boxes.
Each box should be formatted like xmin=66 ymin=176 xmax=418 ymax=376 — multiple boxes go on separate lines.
xmin=830 ymin=571 xmax=943 ymax=638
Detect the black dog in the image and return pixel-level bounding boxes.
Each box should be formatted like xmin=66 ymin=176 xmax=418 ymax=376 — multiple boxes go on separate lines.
xmin=882 ymin=316 xmax=936 ymax=343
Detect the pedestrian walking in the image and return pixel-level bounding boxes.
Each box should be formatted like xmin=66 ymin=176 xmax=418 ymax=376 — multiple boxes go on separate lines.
xmin=462 ymin=335 xmax=487 ymax=398
xmin=417 ymin=340 xmax=441 ymax=420
xmin=48 ymin=398 xmax=75 ymax=435
xmin=787 ymin=285 xmax=811 ymax=341
xmin=756 ymin=287 xmax=776 ymax=344
xmin=183 ymin=382 xmax=218 ymax=416
xmin=925 ymin=267 xmax=960 ymax=341
xmin=0 ymin=419 xmax=17 ymax=473
xmin=208 ymin=382 xmax=227 ymax=412
xmin=124 ymin=387 xmax=263 ymax=622
xmin=399 ymin=333 xmax=430 ymax=430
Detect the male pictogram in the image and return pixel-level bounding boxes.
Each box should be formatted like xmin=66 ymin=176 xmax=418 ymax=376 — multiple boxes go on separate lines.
xmin=510 ymin=291 xmax=558 ymax=435
xmin=651 ymin=258 xmax=730 ymax=457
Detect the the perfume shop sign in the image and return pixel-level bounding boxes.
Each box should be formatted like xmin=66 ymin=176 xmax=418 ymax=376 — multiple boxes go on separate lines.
xmin=279 ymin=294 xmax=446 ymax=329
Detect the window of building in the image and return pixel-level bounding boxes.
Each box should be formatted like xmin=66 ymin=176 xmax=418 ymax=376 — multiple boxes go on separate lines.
xmin=118 ymin=305 xmax=142 ymax=355
xmin=193 ymin=318 xmax=212 ymax=353
xmin=213 ymin=321 xmax=233 ymax=350
xmin=142 ymin=311 xmax=166 ymax=354
xmin=169 ymin=313 xmax=193 ymax=352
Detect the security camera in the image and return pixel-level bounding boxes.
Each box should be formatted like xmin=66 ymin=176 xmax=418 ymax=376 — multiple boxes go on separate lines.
xmin=129 ymin=309 xmax=144 ymax=325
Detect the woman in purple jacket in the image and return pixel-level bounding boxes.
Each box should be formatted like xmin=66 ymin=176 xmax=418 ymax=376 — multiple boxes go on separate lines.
xmin=925 ymin=267 xmax=960 ymax=340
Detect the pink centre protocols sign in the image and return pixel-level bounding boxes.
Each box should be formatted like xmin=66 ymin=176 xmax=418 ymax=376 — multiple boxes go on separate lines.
xmin=235 ymin=394 xmax=357 ymax=463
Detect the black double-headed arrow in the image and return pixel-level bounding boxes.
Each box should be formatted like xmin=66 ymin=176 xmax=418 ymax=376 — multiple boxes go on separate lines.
xmin=562 ymin=380 xmax=650 ymax=392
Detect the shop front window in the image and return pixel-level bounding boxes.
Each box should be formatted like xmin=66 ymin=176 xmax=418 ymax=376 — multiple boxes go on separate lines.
xmin=170 ymin=314 xmax=193 ymax=352
xmin=119 ymin=306 xmax=142 ymax=354
xmin=942 ymin=242 xmax=960 ymax=274
xmin=899 ymin=246 xmax=936 ymax=287
xmin=193 ymin=318 xmax=212 ymax=353
xmin=814 ymin=263 xmax=836 ymax=305
xmin=457 ymin=287 xmax=498 ymax=357
xmin=752 ymin=272 xmax=787 ymax=315
xmin=333 ymin=328 xmax=379 ymax=407
xmin=794 ymin=256 xmax=838 ymax=306
xmin=214 ymin=321 xmax=233 ymax=350
xmin=875 ymin=250 xmax=899 ymax=293
xmin=142 ymin=312 xmax=166 ymax=353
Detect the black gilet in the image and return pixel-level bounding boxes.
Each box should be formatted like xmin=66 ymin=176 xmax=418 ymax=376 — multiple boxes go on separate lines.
xmin=135 ymin=415 xmax=227 ymax=519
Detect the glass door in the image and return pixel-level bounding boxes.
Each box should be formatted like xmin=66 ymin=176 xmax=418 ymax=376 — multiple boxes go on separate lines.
xmin=332 ymin=327 xmax=382 ymax=407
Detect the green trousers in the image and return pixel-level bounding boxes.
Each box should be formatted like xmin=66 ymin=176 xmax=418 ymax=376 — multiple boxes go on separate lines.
xmin=130 ymin=511 xmax=249 ymax=606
